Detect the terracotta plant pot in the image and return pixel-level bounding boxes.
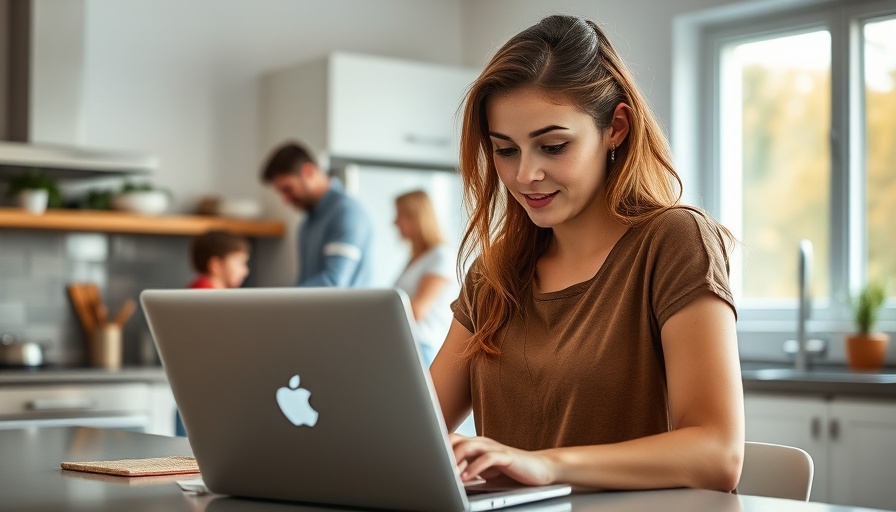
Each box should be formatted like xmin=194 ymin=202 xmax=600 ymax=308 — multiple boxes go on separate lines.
xmin=845 ymin=332 xmax=890 ymax=371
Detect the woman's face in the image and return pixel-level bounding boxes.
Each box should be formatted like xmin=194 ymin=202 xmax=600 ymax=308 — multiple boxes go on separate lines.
xmin=394 ymin=205 xmax=414 ymax=240
xmin=486 ymin=86 xmax=610 ymax=229
xmin=219 ymin=251 xmax=250 ymax=288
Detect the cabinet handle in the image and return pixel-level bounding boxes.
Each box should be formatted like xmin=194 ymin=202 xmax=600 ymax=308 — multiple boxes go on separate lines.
xmin=829 ymin=419 xmax=840 ymax=440
xmin=811 ymin=417 xmax=822 ymax=439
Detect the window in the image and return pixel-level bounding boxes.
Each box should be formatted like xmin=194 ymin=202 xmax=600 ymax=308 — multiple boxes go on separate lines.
xmin=720 ymin=30 xmax=832 ymax=303
xmin=864 ymin=17 xmax=896 ymax=296
xmin=694 ymin=0 xmax=896 ymax=337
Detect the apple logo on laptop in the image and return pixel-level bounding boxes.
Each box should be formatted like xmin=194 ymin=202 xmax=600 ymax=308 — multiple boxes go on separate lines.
xmin=276 ymin=374 xmax=319 ymax=427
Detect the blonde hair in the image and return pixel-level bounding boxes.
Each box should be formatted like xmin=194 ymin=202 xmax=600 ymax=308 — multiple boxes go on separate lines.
xmin=458 ymin=15 xmax=726 ymax=358
xmin=395 ymin=190 xmax=445 ymax=254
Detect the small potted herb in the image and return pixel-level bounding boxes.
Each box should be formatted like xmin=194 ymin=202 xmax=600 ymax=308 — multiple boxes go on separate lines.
xmin=4 ymin=170 xmax=62 ymax=214
xmin=846 ymin=281 xmax=890 ymax=371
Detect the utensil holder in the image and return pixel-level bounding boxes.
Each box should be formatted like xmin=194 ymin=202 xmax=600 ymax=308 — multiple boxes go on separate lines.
xmin=91 ymin=324 xmax=122 ymax=370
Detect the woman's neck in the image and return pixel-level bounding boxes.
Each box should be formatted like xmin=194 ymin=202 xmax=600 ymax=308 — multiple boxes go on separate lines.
xmin=204 ymin=273 xmax=227 ymax=289
xmin=549 ymin=195 xmax=625 ymax=261
xmin=409 ymin=239 xmax=430 ymax=261
xmin=535 ymin=197 xmax=629 ymax=293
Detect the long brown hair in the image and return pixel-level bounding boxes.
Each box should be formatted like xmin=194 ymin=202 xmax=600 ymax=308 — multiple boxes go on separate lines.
xmin=395 ymin=190 xmax=445 ymax=257
xmin=458 ymin=14 xmax=723 ymax=358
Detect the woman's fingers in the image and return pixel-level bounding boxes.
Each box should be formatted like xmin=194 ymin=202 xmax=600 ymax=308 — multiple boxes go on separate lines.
xmin=455 ymin=458 xmax=468 ymax=476
xmin=451 ymin=437 xmax=515 ymax=481
xmin=452 ymin=436 xmax=490 ymax=462
xmin=451 ymin=436 xmax=555 ymax=486
xmin=452 ymin=436 xmax=491 ymax=480
xmin=462 ymin=450 xmax=513 ymax=480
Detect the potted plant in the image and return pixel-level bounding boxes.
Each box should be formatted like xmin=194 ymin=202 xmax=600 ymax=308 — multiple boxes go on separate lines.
xmin=846 ymin=281 xmax=890 ymax=371
xmin=112 ymin=181 xmax=172 ymax=215
xmin=4 ymin=170 xmax=62 ymax=214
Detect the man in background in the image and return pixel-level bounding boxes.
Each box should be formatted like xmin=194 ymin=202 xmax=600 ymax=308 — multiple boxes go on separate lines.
xmin=260 ymin=141 xmax=373 ymax=287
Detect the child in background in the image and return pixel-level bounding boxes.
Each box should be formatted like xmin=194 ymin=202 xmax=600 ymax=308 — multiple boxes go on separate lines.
xmin=176 ymin=230 xmax=250 ymax=436
xmin=188 ymin=230 xmax=250 ymax=289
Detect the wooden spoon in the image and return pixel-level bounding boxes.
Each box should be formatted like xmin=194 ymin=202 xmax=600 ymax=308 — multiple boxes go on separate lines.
xmin=115 ymin=299 xmax=137 ymax=327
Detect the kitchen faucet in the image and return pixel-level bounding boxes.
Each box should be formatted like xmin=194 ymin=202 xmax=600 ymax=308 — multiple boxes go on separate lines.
xmin=796 ymin=239 xmax=813 ymax=372
xmin=787 ymin=239 xmax=827 ymax=371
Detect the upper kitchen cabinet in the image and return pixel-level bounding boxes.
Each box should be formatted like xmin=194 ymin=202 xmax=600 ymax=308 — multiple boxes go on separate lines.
xmin=261 ymin=53 xmax=479 ymax=169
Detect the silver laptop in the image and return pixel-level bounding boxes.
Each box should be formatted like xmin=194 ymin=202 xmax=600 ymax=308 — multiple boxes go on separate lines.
xmin=141 ymin=288 xmax=570 ymax=511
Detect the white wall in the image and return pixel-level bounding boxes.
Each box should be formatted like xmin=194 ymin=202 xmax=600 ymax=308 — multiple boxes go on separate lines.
xmin=79 ymin=0 xmax=466 ymax=211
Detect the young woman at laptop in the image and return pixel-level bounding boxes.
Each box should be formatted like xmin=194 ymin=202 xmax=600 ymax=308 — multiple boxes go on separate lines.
xmin=430 ymin=14 xmax=744 ymax=492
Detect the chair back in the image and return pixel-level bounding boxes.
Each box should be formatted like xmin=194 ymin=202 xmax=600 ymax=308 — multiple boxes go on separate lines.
xmin=738 ymin=441 xmax=814 ymax=501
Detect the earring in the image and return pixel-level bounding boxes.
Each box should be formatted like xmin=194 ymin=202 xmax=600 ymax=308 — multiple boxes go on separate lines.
xmin=610 ymin=143 xmax=616 ymax=165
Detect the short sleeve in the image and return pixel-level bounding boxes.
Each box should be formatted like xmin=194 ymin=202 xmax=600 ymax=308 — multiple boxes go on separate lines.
xmin=450 ymin=259 xmax=478 ymax=334
xmin=299 ymin=199 xmax=371 ymax=287
xmin=324 ymin=200 xmax=370 ymax=258
xmin=649 ymin=208 xmax=736 ymax=328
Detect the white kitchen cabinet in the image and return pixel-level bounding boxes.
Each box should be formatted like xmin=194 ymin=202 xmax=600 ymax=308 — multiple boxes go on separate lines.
xmin=0 ymin=381 xmax=175 ymax=437
xmin=827 ymin=400 xmax=896 ymax=509
xmin=744 ymin=392 xmax=896 ymax=509
xmin=261 ymin=52 xmax=479 ymax=169
xmin=147 ymin=382 xmax=177 ymax=437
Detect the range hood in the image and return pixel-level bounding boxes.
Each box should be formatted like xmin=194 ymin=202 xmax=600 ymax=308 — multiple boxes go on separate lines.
xmin=0 ymin=141 xmax=155 ymax=178
xmin=0 ymin=0 xmax=156 ymax=178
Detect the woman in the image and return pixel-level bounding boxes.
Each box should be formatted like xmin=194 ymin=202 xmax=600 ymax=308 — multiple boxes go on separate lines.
xmin=430 ymin=15 xmax=745 ymax=492
xmin=393 ymin=190 xmax=459 ymax=367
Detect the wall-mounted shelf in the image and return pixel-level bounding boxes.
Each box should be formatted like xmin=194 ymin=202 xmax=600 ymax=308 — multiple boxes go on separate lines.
xmin=0 ymin=208 xmax=284 ymax=238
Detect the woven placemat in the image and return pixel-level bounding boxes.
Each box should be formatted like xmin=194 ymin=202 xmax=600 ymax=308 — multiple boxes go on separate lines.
xmin=61 ymin=456 xmax=200 ymax=477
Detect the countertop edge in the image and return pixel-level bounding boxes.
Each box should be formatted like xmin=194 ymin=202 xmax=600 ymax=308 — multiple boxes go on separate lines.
xmin=0 ymin=367 xmax=168 ymax=385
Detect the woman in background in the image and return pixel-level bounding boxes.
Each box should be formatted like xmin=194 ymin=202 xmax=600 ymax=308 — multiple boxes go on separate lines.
xmin=393 ymin=190 xmax=459 ymax=368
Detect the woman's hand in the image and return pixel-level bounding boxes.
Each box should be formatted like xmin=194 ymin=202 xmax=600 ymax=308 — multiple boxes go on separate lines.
xmin=450 ymin=434 xmax=557 ymax=486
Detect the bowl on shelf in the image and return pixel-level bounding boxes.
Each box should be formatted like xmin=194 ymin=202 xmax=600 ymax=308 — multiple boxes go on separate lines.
xmin=112 ymin=190 xmax=170 ymax=215
xmin=217 ymin=198 xmax=261 ymax=219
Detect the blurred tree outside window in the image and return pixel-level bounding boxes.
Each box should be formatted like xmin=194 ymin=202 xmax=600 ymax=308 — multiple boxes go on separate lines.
xmin=864 ymin=18 xmax=896 ymax=297
xmin=721 ymin=31 xmax=831 ymax=302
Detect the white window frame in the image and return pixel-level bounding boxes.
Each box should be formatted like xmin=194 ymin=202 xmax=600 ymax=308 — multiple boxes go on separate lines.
xmin=678 ymin=0 xmax=896 ymax=359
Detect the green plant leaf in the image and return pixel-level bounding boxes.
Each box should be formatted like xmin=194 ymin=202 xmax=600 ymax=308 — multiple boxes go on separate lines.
xmin=120 ymin=181 xmax=172 ymax=198
xmin=852 ymin=281 xmax=887 ymax=334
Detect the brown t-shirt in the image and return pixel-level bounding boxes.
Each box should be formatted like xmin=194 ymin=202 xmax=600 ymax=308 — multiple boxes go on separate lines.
xmin=450 ymin=207 xmax=736 ymax=451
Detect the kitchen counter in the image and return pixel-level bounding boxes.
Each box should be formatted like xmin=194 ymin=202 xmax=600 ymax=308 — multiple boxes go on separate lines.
xmin=4 ymin=362 xmax=896 ymax=397
xmin=741 ymin=362 xmax=896 ymax=398
xmin=0 ymin=366 xmax=167 ymax=385
xmin=0 ymin=426 xmax=887 ymax=512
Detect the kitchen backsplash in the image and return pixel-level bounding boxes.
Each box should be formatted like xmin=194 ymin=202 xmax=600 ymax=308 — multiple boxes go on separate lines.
xmin=0 ymin=230 xmax=233 ymax=366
